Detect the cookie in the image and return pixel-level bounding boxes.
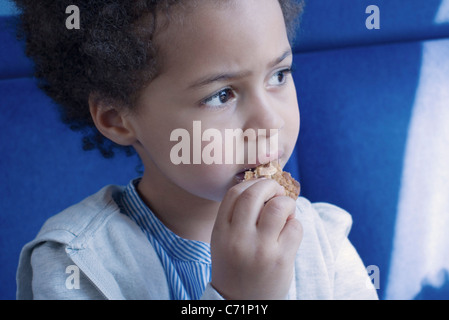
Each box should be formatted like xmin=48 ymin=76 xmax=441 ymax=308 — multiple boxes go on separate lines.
xmin=244 ymin=161 xmax=301 ymax=200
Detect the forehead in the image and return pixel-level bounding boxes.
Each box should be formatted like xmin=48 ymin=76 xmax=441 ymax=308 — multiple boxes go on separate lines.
xmin=152 ymin=0 xmax=290 ymax=78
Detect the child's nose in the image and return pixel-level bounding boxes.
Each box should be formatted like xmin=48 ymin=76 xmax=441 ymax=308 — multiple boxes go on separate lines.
xmin=243 ymin=91 xmax=285 ymax=133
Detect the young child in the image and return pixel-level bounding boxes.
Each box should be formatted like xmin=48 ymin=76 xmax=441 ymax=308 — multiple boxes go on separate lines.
xmin=15 ymin=0 xmax=378 ymax=300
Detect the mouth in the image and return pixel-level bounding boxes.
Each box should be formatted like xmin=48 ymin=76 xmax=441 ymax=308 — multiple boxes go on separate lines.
xmin=234 ymin=170 xmax=251 ymax=183
xmin=235 ymin=165 xmax=259 ymax=182
xmin=234 ymin=151 xmax=284 ymax=182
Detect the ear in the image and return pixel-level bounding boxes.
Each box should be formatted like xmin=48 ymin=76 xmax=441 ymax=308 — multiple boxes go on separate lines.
xmin=89 ymin=94 xmax=137 ymax=146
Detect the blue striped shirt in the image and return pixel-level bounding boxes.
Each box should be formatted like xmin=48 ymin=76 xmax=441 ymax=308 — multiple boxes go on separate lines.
xmin=117 ymin=178 xmax=212 ymax=300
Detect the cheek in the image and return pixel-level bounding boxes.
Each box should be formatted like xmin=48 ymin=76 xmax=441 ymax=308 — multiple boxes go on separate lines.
xmin=282 ymin=86 xmax=300 ymax=147
xmin=292 ymin=104 xmax=300 ymax=138
xmin=138 ymin=118 xmax=239 ymax=201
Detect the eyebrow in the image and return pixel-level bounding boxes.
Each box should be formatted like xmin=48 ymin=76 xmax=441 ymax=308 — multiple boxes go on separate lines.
xmin=188 ymin=48 xmax=292 ymax=90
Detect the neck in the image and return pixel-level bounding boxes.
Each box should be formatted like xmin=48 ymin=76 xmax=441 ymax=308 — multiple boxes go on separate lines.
xmin=136 ymin=165 xmax=220 ymax=244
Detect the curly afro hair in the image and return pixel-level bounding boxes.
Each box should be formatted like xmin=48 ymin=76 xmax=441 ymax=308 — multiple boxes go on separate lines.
xmin=12 ymin=0 xmax=304 ymax=158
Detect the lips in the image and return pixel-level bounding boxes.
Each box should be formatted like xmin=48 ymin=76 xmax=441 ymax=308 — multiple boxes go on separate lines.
xmin=234 ymin=150 xmax=284 ymax=182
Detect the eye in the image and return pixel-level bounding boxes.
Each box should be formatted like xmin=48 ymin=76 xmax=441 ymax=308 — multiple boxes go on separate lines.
xmin=268 ymin=68 xmax=292 ymax=86
xmin=201 ymin=88 xmax=236 ymax=108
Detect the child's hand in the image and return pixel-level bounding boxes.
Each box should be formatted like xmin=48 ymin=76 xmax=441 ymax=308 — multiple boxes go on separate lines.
xmin=210 ymin=178 xmax=303 ymax=300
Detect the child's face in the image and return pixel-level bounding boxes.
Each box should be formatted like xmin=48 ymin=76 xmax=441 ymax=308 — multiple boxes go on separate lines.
xmin=128 ymin=0 xmax=300 ymax=202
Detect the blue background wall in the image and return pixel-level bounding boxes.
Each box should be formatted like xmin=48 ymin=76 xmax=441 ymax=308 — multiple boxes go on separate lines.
xmin=0 ymin=2 xmax=14 ymax=15
xmin=1 ymin=0 xmax=449 ymax=300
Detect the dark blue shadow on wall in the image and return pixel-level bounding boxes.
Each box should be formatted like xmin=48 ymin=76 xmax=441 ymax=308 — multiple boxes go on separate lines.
xmin=414 ymin=270 xmax=449 ymax=300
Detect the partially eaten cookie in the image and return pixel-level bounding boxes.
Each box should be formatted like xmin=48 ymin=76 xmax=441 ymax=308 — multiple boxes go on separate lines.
xmin=244 ymin=161 xmax=301 ymax=200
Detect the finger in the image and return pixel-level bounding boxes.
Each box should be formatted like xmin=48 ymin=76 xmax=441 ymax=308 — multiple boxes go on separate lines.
xmin=215 ymin=178 xmax=263 ymax=227
xmin=278 ymin=216 xmax=303 ymax=255
xmin=257 ymin=195 xmax=296 ymax=241
xmin=230 ymin=179 xmax=285 ymax=228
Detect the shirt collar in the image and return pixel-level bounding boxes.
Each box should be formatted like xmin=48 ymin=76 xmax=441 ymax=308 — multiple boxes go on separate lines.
xmin=119 ymin=178 xmax=211 ymax=264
